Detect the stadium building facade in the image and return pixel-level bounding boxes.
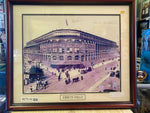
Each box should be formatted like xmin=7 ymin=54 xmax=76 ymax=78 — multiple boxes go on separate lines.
xmin=24 ymin=29 xmax=119 ymax=73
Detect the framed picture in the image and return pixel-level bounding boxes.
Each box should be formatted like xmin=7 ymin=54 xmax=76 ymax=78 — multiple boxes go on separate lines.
xmin=6 ymin=0 xmax=136 ymax=110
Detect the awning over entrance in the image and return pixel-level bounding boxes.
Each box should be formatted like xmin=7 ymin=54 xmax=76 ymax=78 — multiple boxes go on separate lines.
xmin=50 ymin=64 xmax=85 ymax=69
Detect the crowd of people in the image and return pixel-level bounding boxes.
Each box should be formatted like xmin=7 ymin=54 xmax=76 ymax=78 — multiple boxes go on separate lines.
xmin=55 ymin=66 xmax=93 ymax=85
xmin=30 ymin=79 xmax=48 ymax=92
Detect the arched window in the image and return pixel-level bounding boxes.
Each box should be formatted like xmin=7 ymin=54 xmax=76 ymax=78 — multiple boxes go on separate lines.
xmin=85 ymin=55 xmax=87 ymax=61
xmin=81 ymin=55 xmax=84 ymax=62
xmin=88 ymin=54 xmax=90 ymax=61
xmin=59 ymin=56 xmax=64 ymax=60
xmin=67 ymin=56 xmax=72 ymax=60
xmin=53 ymin=56 xmax=57 ymax=60
xmin=75 ymin=55 xmax=79 ymax=60
xmin=48 ymin=55 xmax=51 ymax=61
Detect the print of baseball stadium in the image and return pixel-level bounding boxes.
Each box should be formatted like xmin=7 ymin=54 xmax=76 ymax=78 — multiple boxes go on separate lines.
xmin=23 ymin=29 xmax=120 ymax=93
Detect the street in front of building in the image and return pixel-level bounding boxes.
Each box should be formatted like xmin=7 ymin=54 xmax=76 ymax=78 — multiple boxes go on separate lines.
xmin=24 ymin=57 xmax=120 ymax=93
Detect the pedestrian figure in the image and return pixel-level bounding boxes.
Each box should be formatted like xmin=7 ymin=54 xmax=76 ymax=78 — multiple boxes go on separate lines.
xmin=65 ymin=70 xmax=70 ymax=79
xmin=36 ymin=80 xmax=39 ymax=90
xmin=46 ymin=81 xmax=48 ymax=85
xmin=44 ymin=80 xmax=48 ymax=89
xmin=113 ymin=82 xmax=117 ymax=89
xmin=91 ymin=62 xmax=94 ymax=68
xmin=30 ymin=86 xmax=33 ymax=92
xmin=81 ymin=76 xmax=83 ymax=80
xmin=41 ymin=80 xmax=44 ymax=89
xmin=65 ymin=78 xmax=71 ymax=85
xmin=39 ymin=80 xmax=42 ymax=87
xmin=58 ymin=72 xmax=61 ymax=81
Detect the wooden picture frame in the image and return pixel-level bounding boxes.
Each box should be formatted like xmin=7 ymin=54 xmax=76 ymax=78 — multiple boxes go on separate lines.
xmin=6 ymin=0 xmax=136 ymax=110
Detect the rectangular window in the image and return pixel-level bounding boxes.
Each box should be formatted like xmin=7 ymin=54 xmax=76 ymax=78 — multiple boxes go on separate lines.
xmin=74 ymin=48 xmax=79 ymax=53
xmin=53 ymin=48 xmax=57 ymax=53
xmin=67 ymin=48 xmax=72 ymax=53
xmin=59 ymin=48 xmax=62 ymax=53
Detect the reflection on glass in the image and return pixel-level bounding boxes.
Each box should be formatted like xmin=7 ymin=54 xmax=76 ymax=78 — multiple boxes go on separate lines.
xmin=0 ymin=1 xmax=6 ymax=98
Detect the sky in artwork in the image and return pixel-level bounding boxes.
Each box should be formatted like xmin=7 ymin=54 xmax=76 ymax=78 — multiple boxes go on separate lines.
xmin=23 ymin=15 xmax=120 ymax=46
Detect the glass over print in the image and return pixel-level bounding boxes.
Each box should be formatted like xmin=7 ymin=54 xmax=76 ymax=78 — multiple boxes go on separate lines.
xmin=6 ymin=0 xmax=136 ymax=110
xmin=23 ymin=15 xmax=121 ymax=93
